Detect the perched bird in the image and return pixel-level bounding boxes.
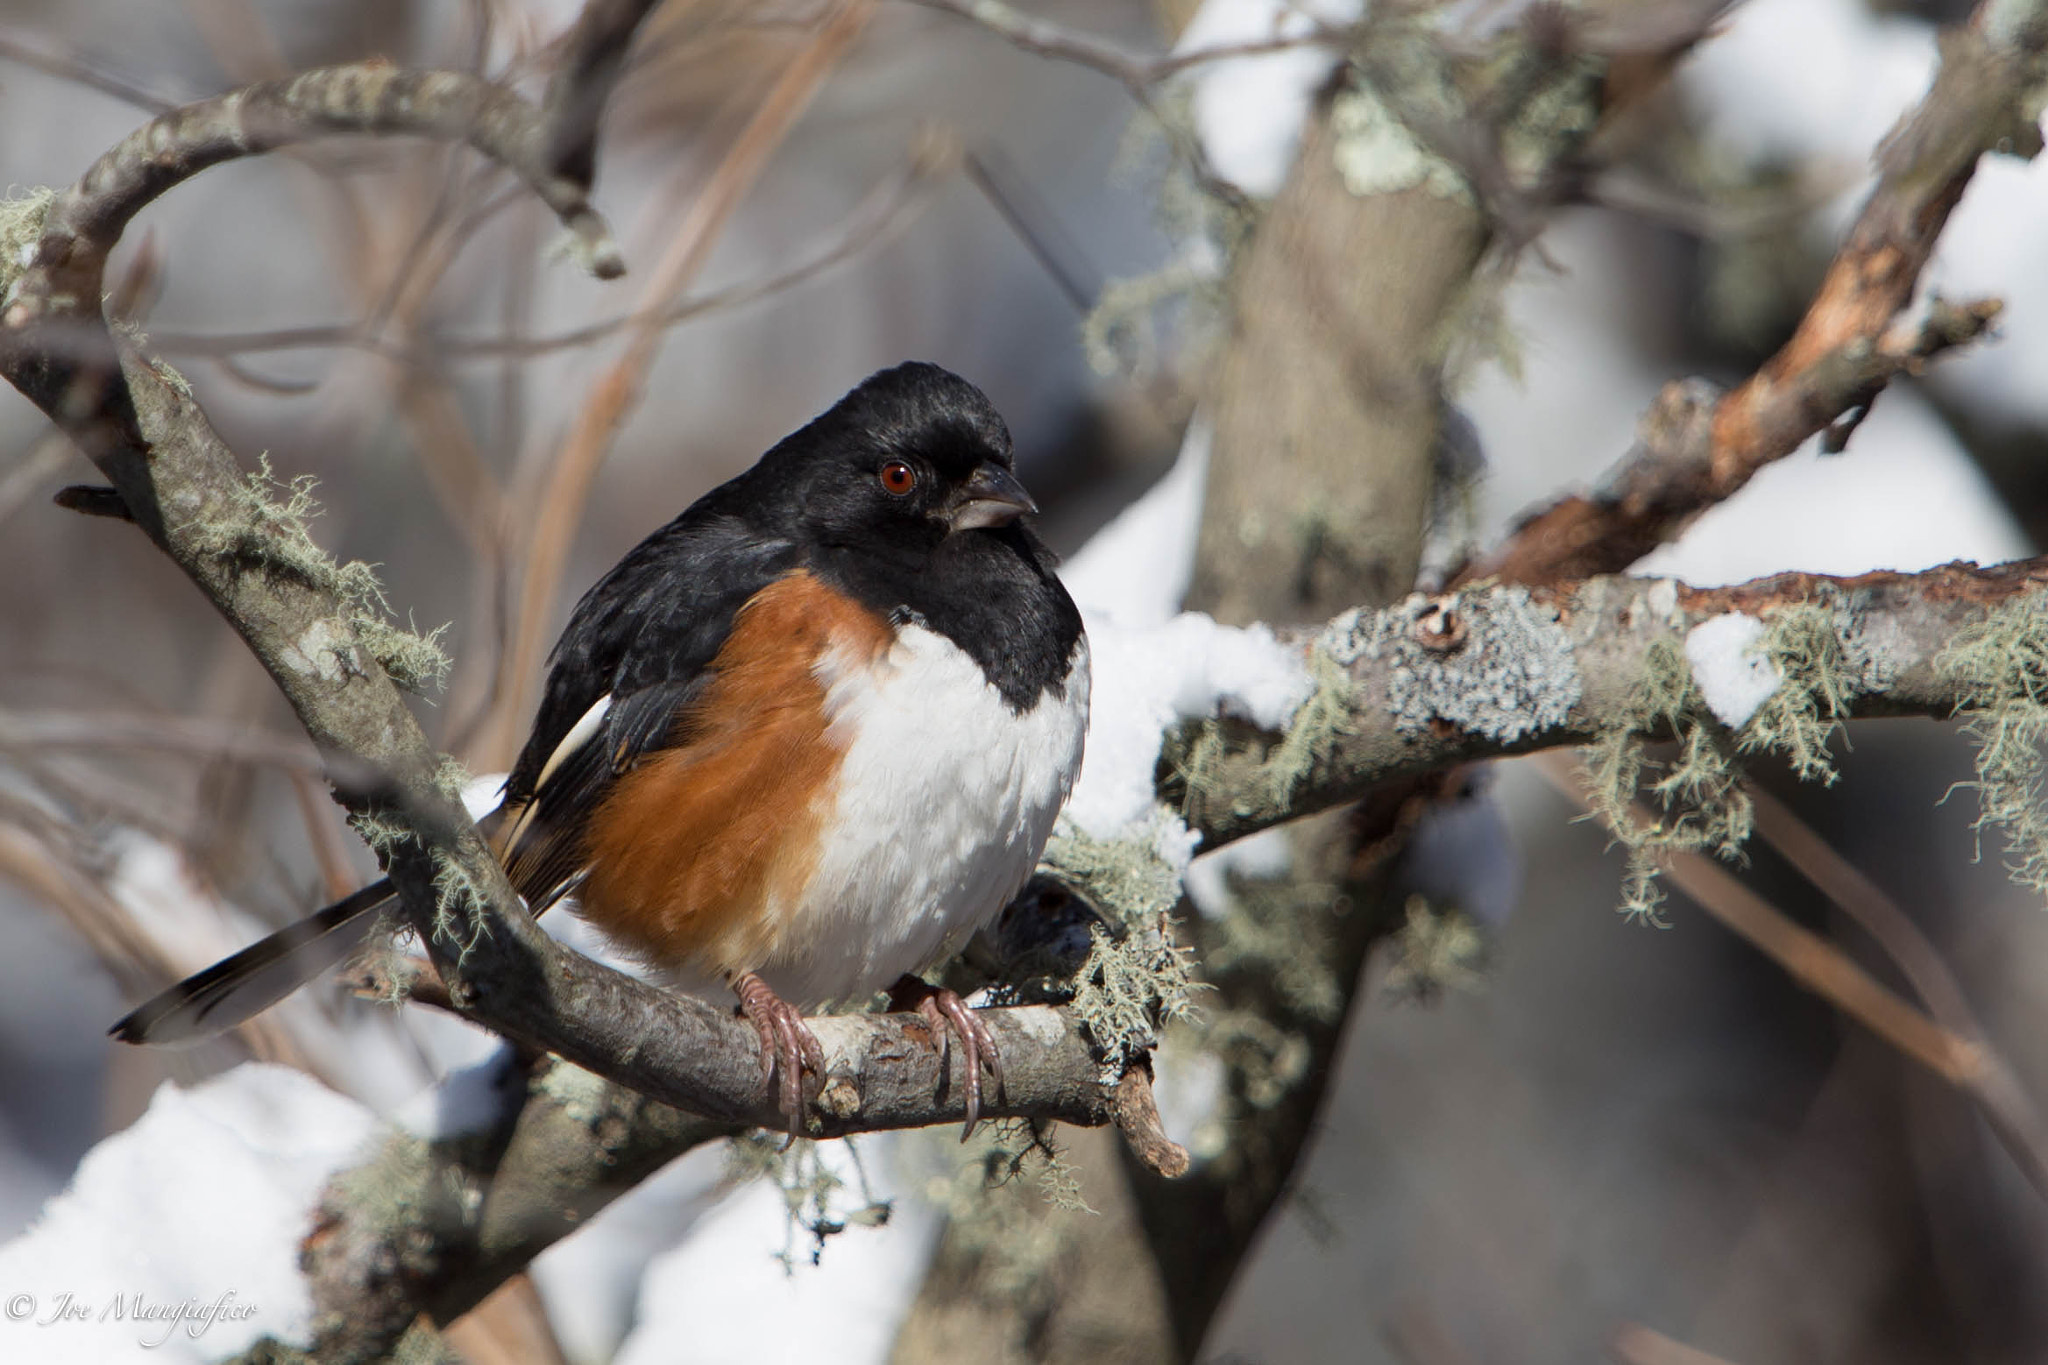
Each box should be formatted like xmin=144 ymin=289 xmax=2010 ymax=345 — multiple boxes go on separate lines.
xmin=111 ymin=362 xmax=1091 ymax=1136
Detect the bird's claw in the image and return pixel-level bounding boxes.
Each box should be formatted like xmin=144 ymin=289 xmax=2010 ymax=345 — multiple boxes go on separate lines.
xmin=890 ymin=975 xmax=1003 ymax=1141
xmin=733 ymin=972 xmax=824 ymax=1143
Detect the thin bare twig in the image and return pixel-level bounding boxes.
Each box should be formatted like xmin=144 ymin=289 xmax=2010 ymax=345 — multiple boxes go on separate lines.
xmin=1473 ymin=296 xmax=2006 ymax=585
xmin=1610 ymin=1323 xmax=1746 ymax=1365
xmin=540 ymin=0 xmax=668 ymax=187
xmin=288 ymin=768 xmax=361 ymax=903
xmin=5 ymin=63 xmax=624 ymax=339
xmin=144 ymin=151 xmax=945 ymax=364
xmin=902 ymin=0 xmax=1344 ymax=87
xmin=965 ymin=146 xmax=1100 ymax=312
xmin=0 ymin=708 xmax=324 ymax=771
xmin=0 ymin=29 xmax=179 ymax=113
xmin=1744 ymin=781 xmax=2048 ymax=1199
xmin=478 ymin=0 xmax=877 ymax=765
xmin=0 ymin=818 xmax=314 ymax=1069
xmin=1532 ymin=752 xmax=2048 ymax=1201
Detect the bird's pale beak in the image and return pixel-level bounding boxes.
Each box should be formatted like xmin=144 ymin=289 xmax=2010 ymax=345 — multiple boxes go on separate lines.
xmin=945 ymin=462 xmax=1039 ymax=533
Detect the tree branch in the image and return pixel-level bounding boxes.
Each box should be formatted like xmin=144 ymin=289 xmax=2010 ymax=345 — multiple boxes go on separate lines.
xmin=1473 ymin=0 xmax=2048 ymax=587
xmin=900 ymin=0 xmax=1344 ymax=89
xmin=1173 ymin=559 xmax=2048 ymax=850
xmin=7 ymin=65 xmax=623 ymax=333
xmin=537 ymin=0 xmax=666 ymax=188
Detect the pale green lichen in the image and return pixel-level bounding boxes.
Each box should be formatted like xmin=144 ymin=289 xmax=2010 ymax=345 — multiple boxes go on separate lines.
xmin=1200 ymin=872 xmax=1345 ymax=1023
xmin=1938 ymin=593 xmax=2048 ymax=898
xmin=1037 ymin=817 xmax=1201 ymax=1076
xmin=1332 ymin=20 xmax=1603 ymax=206
xmin=1068 ymin=922 xmax=1199 ymax=1078
xmin=1330 ymin=79 xmax=1474 ymax=203
xmin=722 ymin=1133 xmax=891 ymax=1271
xmin=433 ymin=754 xmax=474 ymax=804
xmin=1039 ymin=815 xmax=1190 ymax=931
xmin=906 ymin=1118 xmax=1092 ymax=1315
xmin=1378 ymin=895 xmax=1487 ymax=1003
xmin=1082 ymin=255 xmax=1228 ymax=381
xmin=1080 ymin=88 xmax=1247 ymax=383
xmin=1496 ymin=51 xmax=1605 ymax=186
xmin=1258 ymin=648 xmax=1357 ymax=810
xmin=1739 ymin=601 xmax=1866 ymax=784
xmin=1586 ymin=596 xmax=1882 ymax=922
xmin=534 ymin=1054 xmax=615 ymax=1127
xmin=347 ymin=780 xmax=495 ymax=952
xmin=1584 ymin=637 xmax=1750 ymax=924
xmin=1196 ymin=1006 xmax=1312 ymax=1111
xmin=429 ymin=851 xmax=493 ymax=956
xmin=0 ymin=186 xmax=55 ymax=298
xmin=186 ymin=456 xmax=450 ymax=693
xmin=347 ymin=808 xmax=412 ymax=862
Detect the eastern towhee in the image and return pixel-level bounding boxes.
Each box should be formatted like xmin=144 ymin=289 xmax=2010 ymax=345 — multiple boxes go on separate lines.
xmin=111 ymin=362 xmax=1091 ymax=1136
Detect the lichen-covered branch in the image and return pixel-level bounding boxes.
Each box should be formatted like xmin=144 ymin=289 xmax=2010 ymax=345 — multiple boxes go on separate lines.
xmin=292 ymin=1054 xmax=734 ymax=1364
xmin=1171 ymin=560 xmax=2048 ymax=851
xmin=1474 ymin=0 xmax=2048 ymax=588
xmin=7 ymin=63 xmax=622 ymax=336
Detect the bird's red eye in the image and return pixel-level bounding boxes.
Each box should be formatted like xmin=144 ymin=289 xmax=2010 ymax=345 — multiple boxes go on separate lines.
xmin=879 ymin=461 xmax=917 ymax=495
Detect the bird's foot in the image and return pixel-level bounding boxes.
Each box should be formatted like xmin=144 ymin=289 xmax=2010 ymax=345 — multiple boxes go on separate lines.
xmin=888 ymin=975 xmax=1003 ymax=1141
xmin=732 ymin=972 xmax=825 ymax=1142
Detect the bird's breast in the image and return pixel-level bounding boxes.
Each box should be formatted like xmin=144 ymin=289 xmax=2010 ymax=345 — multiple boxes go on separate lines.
xmin=776 ymin=621 xmax=1090 ymax=1004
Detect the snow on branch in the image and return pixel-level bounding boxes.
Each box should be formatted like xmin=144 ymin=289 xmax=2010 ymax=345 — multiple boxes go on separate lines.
xmin=1174 ymin=559 xmax=2048 ymax=851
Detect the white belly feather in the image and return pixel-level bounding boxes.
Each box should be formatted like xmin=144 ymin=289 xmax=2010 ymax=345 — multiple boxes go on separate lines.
xmin=762 ymin=623 xmax=1089 ymax=1005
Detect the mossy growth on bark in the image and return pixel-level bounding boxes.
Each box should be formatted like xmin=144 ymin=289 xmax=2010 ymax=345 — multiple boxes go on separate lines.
xmin=1938 ymin=591 xmax=2048 ymax=898
xmin=189 ymin=455 xmax=451 ymax=694
xmin=1037 ymin=818 xmax=1200 ymax=1079
xmin=1378 ymin=895 xmax=1487 ymax=1003
xmin=1584 ymin=597 xmax=1869 ymax=923
xmin=346 ymin=754 xmax=492 ymax=953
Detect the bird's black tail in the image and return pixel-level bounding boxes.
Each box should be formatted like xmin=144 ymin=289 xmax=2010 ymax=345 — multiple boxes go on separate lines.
xmin=109 ymin=878 xmax=396 ymax=1047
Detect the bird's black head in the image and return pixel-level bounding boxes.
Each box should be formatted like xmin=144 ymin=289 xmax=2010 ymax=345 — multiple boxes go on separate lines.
xmin=754 ymin=362 xmax=1038 ymax=561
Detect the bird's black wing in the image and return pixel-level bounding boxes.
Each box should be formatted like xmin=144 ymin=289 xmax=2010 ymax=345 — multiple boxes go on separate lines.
xmin=497 ymin=508 xmax=800 ymax=909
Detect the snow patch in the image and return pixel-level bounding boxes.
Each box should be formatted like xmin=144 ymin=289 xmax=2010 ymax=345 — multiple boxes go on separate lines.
xmin=612 ymin=1136 xmax=938 ymax=1365
xmin=1064 ymin=613 xmax=1312 ymax=840
xmin=393 ymin=1044 xmax=522 ymax=1139
xmin=1061 ymin=420 xmax=1209 ymax=626
xmin=0 ymin=1066 xmax=377 ymax=1362
xmin=1685 ymin=613 xmax=1783 ymax=730
xmin=1176 ymin=0 xmax=1362 ymax=199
